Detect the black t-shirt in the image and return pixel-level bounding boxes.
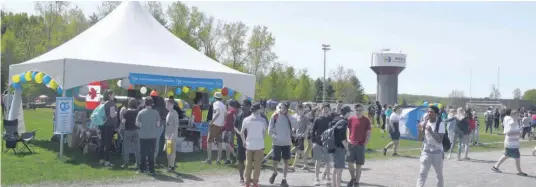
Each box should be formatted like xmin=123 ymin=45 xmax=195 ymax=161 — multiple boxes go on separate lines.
xmin=123 ymin=109 xmax=139 ymax=130
xmin=310 ymin=116 xmax=332 ymax=145
xmin=103 ymin=101 xmax=117 ymax=128
xmin=332 ymin=116 xmax=348 ymax=148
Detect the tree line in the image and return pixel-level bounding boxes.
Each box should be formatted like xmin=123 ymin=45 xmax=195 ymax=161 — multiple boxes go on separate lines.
xmin=1 ymin=1 xmax=366 ymax=104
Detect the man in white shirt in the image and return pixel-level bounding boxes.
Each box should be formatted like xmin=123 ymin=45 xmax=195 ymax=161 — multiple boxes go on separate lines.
xmin=240 ymin=102 xmax=267 ymax=187
xmin=491 ymin=109 xmax=528 ymax=176
xmin=205 ymin=92 xmax=227 ymax=164
xmin=416 ymin=105 xmax=445 ymax=187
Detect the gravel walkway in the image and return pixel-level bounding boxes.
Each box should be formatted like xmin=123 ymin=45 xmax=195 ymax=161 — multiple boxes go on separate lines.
xmin=29 ymin=148 xmax=536 ymax=187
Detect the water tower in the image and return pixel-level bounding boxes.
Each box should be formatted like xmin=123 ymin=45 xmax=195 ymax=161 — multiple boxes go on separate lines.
xmin=370 ymin=49 xmax=407 ymax=106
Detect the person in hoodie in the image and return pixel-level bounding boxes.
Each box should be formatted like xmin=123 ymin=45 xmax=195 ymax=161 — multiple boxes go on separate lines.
xmin=290 ymin=104 xmax=309 ymax=171
xmin=268 ymin=102 xmax=294 ymax=187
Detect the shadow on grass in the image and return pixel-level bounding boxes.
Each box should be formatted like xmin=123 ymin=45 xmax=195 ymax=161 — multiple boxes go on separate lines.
xmin=30 ymin=139 xmax=210 ymax=170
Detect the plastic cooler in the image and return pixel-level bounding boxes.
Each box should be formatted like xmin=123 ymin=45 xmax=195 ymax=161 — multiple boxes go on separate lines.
xmin=194 ymin=123 xmax=210 ymax=150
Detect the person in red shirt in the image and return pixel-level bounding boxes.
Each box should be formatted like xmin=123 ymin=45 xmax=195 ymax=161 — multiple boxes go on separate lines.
xmin=223 ymin=99 xmax=240 ymax=164
xmin=191 ymin=97 xmax=202 ymax=123
xmin=346 ymin=104 xmax=371 ymax=187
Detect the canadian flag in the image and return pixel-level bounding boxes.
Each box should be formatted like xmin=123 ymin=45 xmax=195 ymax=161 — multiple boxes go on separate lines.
xmin=86 ymin=82 xmax=101 ymax=110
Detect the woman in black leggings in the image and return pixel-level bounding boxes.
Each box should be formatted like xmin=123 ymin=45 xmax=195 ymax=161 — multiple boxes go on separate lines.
xmin=381 ymin=105 xmax=387 ymax=130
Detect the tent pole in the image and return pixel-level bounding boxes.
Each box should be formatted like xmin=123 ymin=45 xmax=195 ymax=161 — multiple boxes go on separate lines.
xmin=59 ymin=59 xmax=66 ymax=158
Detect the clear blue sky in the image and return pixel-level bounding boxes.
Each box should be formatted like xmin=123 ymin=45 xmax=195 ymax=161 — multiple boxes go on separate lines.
xmin=3 ymin=1 xmax=536 ymax=99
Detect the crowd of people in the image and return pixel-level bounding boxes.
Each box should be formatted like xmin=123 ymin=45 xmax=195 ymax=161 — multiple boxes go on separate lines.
xmin=87 ymin=91 xmax=536 ymax=187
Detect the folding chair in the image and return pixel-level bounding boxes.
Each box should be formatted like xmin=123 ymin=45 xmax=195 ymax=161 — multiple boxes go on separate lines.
xmin=3 ymin=119 xmax=20 ymax=153
xmin=19 ymin=130 xmax=37 ymax=153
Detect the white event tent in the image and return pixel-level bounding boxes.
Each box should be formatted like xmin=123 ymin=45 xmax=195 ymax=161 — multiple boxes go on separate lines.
xmin=8 ymin=1 xmax=256 ymax=98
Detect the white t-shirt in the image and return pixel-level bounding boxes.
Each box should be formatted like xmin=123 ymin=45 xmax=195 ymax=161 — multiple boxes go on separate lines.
xmin=212 ymin=100 xmax=227 ymax=126
xmin=423 ymin=120 xmax=446 ymax=152
xmin=503 ymin=116 xmax=521 ymax=148
xmin=242 ymin=114 xmax=267 ymax=150
xmin=390 ymin=113 xmax=401 ymax=122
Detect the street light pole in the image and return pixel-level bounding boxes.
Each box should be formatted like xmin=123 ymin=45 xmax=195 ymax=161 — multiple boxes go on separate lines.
xmin=322 ymin=44 xmax=331 ymax=103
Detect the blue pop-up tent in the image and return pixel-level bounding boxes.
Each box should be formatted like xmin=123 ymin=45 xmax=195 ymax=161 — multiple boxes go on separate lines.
xmin=399 ymin=106 xmax=428 ymax=141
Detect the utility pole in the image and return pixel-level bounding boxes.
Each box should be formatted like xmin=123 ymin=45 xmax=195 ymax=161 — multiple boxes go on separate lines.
xmin=322 ymin=44 xmax=331 ymax=103
xmin=469 ymin=68 xmax=472 ymax=103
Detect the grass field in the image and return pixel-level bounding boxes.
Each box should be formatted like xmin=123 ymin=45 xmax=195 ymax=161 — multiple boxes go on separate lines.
xmin=0 ymin=108 xmax=527 ymax=185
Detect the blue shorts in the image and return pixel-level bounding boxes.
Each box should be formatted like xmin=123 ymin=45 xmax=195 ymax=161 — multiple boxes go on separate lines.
xmin=504 ymin=148 xmax=520 ymax=159
xmin=272 ymin=145 xmax=291 ymax=161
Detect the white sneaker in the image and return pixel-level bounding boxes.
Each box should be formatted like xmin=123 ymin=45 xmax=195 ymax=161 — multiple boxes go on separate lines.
xmin=314 ymin=179 xmax=320 ymax=186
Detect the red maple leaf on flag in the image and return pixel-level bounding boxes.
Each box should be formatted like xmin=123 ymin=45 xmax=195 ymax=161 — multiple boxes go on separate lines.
xmin=88 ymin=88 xmax=97 ymax=99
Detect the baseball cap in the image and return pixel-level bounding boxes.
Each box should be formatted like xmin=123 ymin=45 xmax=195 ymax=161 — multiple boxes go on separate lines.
xmin=341 ymin=105 xmax=352 ymax=115
xmin=251 ymin=102 xmax=262 ymax=112
xmin=322 ymin=103 xmax=331 ymax=109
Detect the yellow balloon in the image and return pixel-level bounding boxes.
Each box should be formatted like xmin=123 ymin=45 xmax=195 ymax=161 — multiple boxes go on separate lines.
xmin=182 ymin=86 xmax=190 ymax=93
xmin=35 ymin=72 xmax=44 ymax=83
xmin=438 ymin=103 xmax=443 ymax=109
xmin=167 ymin=90 xmax=174 ymax=97
xmin=12 ymin=75 xmax=20 ymax=83
xmin=48 ymin=80 xmax=58 ymax=89
xmin=178 ymin=99 xmax=184 ymax=109
xmin=198 ymin=87 xmax=205 ymax=91
xmin=24 ymin=72 xmax=32 ymax=81
xmin=234 ymin=92 xmax=242 ymax=100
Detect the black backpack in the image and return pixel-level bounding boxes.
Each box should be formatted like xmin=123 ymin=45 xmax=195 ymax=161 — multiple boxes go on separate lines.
xmin=435 ymin=117 xmax=451 ymax=152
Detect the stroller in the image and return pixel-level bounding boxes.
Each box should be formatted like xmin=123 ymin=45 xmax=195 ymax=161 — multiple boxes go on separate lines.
xmin=79 ymin=127 xmax=100 ymax=154
xmin=78 ymin=127 xmax=122 ymax=154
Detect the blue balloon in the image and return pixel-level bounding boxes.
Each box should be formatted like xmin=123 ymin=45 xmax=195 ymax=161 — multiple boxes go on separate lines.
xmin=208 ymin=88 xmax=214 ymax=92
xmin=12 ymin=83 xmax=22 ymax=90
xmin=19 ymin=73 xmax=27 ymax=83
xmin=57 ymin=87 xmax=63 ymax=95
xmin=422 ymin=102 xmax=429 ymax=106
xmin=228 ymin=89 xmax=234 ymax=96
xmin=31 ymin=71 xmax=38 ymax=79
xmin=175 ymin=87 xmax=182 ymax=95
xmin=43 ymin=75 xmax=52 ymax=84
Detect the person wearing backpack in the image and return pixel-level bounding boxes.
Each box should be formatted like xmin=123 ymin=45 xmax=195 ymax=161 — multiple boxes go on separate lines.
xmin=416 ymin=105 xmax=446 ymax=187
xmin=345 ymin=104 xmax=370 ymax=187
xmin=98 ymin=89 xmax=118 ymax=167
xmin=310 ymin=103 xmax=333 ymax=186
xmin=328 ymin=105 xmax=352 ymax=187
xmin=268 ymin=102 xmax=294 ymax=187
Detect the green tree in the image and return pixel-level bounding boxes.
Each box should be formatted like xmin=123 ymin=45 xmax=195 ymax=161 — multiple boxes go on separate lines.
xmin=97 ymin=1 xmax=121 ymax=18
xmin=522 ymin=89 xmax=536 ymax=102
xmin=167 ymin=2 xmax=203 ymax=50
xmin=222 ymin=21 xmax=248 ymax=70
xmin=247 ymin=25 xmax=277 ymax=76
xmin=198 ymin=15 xmax=223 ymax=61
xmin=146 ymin=1 xmax=168 ymax=27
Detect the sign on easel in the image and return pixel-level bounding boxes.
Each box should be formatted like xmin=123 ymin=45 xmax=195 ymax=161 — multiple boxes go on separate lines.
xmin=54 ymin=97 xmax=74 ymax=134
xmin=54 ymin=97 xmax=74 ymax=157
